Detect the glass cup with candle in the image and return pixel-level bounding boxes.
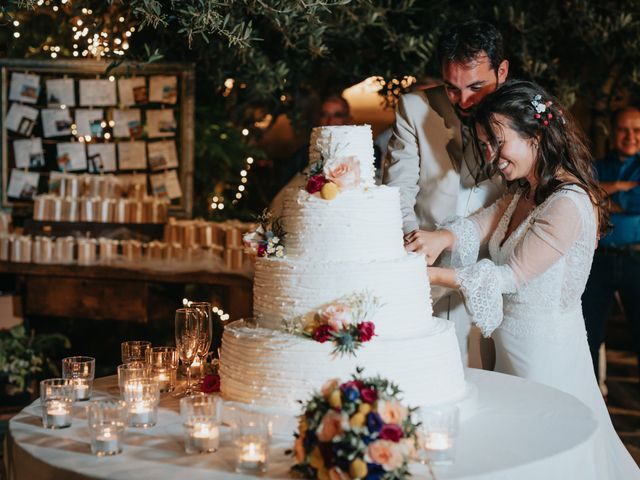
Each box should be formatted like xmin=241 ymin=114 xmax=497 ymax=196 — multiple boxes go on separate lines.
xmin=418 ymin=405 xmax=460 ymax=466
xmin=147 ymin=346 xmax=179 ymax=393
xmin=123 ymin=378 xmax=160 ymax=428
xmin=180 ymin=394 xmax=220 ymax=454
xmin=189 ymin=302 xmax=213 ymax=380
xmin=40 ymin=378 xmax=74 ymax=429
xmin=62 ymin=356 xmax=95 ymax=401
xmin=117 ymin=361 xmax=151 ymax=397
xmin=121 ymin=340 xmax=151 ymax=364
xmin=231 ymin=409 xmax=270 ymax=473
xmin=175 ymin=308 xmax=200 ymax=397
xmin=87 ymin=400 xmax=127 ymax=456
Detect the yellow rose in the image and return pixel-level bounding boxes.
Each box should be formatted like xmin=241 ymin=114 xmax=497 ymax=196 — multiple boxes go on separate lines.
xmin=349 ymin=458 xmax=368 ymax=479
xmin=358 ymin=403 xmax=371 ymax=415
xmin=349 ymin=412 xmax=365 ymax=428
xmin=321 ymin=378 xmax=341 ymax=399
xmin=321 ymin=181 xmax=339 ymax=200
xmin=329 ymin=389 xmax=342 ymax=409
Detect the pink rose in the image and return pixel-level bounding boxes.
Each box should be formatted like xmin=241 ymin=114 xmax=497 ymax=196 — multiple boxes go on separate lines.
xmin=367 ymin=440 xmax=405 ymax=471
xmin=317 ymin=410 xmax=348 ymax=442
xmin=358 ymin=321 xmax=376 ymax=342
xmin=320 ymin=303 xmax=353 ymax=330
xmin=201 ymin=374 xmax=220 ymax=393
xmin=306 ymin=174 xmax=327 ymax=194
xmin=313 ymin=324 xmax=335 ymax=343
xmin=323 ymin=156 xmax=361 ymax=190
xmin=379 ymin=423 xmax=404 ymax=442
xmin=377 ymin=400 xmax=408 ymax=425
xmin=360 ymin=386 xmax=378 ymax=403
xmin=321 ymin=378 xmax=341 ymax=399
xmin=294 ymin=435 xmax=305 ymax=463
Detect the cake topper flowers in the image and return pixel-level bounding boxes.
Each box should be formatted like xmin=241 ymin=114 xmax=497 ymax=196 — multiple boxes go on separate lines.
xmin=243 ymin=209 xmax=286 ymax=258
xmin=290 ymin=368 xmax=419 ymax=480
xmin=284 ymin=291 xmax=382 ymax=357
xmin=305 ymin=136 xmax=360 ymax=200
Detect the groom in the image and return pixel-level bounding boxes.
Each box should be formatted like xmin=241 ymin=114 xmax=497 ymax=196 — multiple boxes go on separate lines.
xmin=383 ymin=20 xmax=508 ymax=366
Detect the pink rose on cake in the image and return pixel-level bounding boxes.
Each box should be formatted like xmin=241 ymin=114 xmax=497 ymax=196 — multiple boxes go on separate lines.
xmin=319 ymin=303 xmax=353 ymax=330
xmin=323 ymin=156 xmax=361 ymax=190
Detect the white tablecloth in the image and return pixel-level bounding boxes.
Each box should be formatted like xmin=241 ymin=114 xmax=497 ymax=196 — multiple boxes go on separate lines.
xmin=5 ymin=369 xmax=602 ymax=479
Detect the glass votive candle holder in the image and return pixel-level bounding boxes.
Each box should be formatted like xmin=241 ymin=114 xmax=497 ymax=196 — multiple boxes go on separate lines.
xmin=419 ymin=405 xmax=460 ymax=466
xmin=147 ymin=347 xmax=179 ymax=393
xmin=40 ymin=378 xmax=74 ymax=429
xmin=62 ymin=356 xmax=95 ymax=401
xmin=180 ymin=394 xmax=220 ymax=454
xmin=121 ymin=340 xmax=152 ymax=364
xmin=123 ymin=378 xmax=160 ymax=428
xmin=87 ymin=400 xmax=127 ymax=456
xmin=117 ymin=361 xmax=151 ymax=397
xmin=232 ymin=410 xmax=270 ymax=473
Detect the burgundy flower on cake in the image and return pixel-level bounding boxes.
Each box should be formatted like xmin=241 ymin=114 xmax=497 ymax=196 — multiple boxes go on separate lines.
xmin=291 ymin=291 xmax=382 ymax=357
xmin=305 ymin=174 xmax=327 ymax=194
xmin=201 ymin=373 xmax=220 ymax=393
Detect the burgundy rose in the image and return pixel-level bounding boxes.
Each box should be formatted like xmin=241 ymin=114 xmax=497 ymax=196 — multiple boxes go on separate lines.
xmin=358 ymin=322 xmax=376 ymax=342
xmin=379 ymin=423 xmax=404 ymax=442
xmin=306 ymin=174 xmax=327 ymax=194
xmin=312 ymin=324 xmax=335 ymax=343
xmin=360 ymin=387 xmax=378 ymax=403
xmin=341 ymin=380 xmax=364 ymax=391
xmin=201 ymin=374 xmax=221 ymax=393
xmin=257 ymin=244 xmax=267 ymax=257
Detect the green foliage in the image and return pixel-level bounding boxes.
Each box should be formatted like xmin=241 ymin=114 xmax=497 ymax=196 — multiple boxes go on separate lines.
xmin=0 ymin=325 xmax=70 ymax=395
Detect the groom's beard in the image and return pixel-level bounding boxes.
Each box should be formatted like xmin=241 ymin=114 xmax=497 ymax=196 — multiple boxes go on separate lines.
xmin=455 ymin=106 xmax=475 ymax=126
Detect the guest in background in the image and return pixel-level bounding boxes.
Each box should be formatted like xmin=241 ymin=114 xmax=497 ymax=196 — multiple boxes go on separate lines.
xmin=384 ymin=20 xmax=507 ymax=365
xmin=276 ymin=94 xmax=352 ymax=190
xmin=583 ymin=106 xmax=640 ymax=388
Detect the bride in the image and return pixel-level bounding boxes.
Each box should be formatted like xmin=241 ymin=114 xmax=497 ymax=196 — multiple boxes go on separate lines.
xmin=408 ymin=80 xmax=639 ymax=477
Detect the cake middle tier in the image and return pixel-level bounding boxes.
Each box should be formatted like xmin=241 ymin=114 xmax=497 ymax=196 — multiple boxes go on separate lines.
xmin=281 ymin=185 xmax=406 ymax=263
xmin=254 ymin=252 xmax=434 ymax=338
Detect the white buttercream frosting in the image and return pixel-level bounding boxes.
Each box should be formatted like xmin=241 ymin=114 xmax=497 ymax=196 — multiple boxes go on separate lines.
xmin=281 ymin=186 xmax=405 ymax=263
xmin=308 ymin=125 xmax=376 ymax=187
xmin=220 ymin=318 xmax=466 ymax=411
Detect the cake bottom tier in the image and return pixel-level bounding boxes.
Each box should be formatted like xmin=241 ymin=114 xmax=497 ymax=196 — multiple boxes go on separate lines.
xmin=220 ymin=317 xmax=467 ymax=413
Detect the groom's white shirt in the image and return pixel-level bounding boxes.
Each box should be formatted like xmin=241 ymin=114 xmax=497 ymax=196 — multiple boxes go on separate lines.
xmin=383 ymin=86 xmax=503 ymax=366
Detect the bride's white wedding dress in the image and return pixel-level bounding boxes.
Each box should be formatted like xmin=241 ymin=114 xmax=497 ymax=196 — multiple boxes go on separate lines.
xmin=444 ymin=185 xmax=639 ymax=478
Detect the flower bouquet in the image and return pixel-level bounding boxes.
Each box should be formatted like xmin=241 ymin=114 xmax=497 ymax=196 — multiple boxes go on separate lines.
xmin=291 ymin=369 xmax=419 ymax=480
xmin=305 ymin=137 xmax=360 ymax=201
xmin=243 ymin=209 xmax=286 ymax=258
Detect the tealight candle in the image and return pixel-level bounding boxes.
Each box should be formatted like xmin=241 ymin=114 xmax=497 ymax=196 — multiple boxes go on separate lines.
xmin=94 ymin=428 xmax=121 ymax=455
xmin=129 ymin=402 xmax=154 ymax=427
xmin=72 ymin=379 xmax=90 ymax=401
xmin=425 ymin=432 xmax=453 ymax=450
xmin=186 ymin=423 xmax=219 ymax=454
xmin=236 ymin=439 xmax=268 ymax=473
xmin=40 ymin=379 xmax=74 ymax=429
xmin=45 ymin=401 xmax=72 ymax=428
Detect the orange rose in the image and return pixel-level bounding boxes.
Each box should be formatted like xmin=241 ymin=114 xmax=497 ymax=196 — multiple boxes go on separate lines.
xmin=323 ymin=156 xmax=361 ymax=190
xmin=321 ymin=378 xmax=341 ymax=399
xmin=317 ymin=410 xmax=348 ymax=442
xmin=377 ymin=399 xmax=408 ymax=425
xmin=367 ymin=440 xmax=405 ymax=471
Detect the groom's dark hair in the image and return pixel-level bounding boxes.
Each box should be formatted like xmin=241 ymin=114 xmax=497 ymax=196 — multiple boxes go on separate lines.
xmin=437 ymin=20 xmax=504 ymax=72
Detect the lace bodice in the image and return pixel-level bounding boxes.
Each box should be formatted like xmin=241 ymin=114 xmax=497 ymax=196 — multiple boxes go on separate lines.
xmin=442 ymin=186 xmax=597 ymax=338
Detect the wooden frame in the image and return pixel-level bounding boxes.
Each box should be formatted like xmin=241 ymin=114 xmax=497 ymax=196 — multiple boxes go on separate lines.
xmin=0 ymin=58 xmax=195 ymax=218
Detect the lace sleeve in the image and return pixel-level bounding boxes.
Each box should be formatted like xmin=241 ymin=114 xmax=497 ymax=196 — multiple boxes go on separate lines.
xmin=439 ymin=217 xmax=480 ymax=267
xmin=456 ymin=259 xmax=518 ymax=337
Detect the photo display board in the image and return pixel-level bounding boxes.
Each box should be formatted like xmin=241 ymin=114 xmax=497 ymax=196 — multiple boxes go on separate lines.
xmin=0 ymin=59 xmax=194 ymax=217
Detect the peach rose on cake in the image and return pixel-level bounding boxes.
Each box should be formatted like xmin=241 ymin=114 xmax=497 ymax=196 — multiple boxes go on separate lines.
xmin=323 ymin=156 xmax=361 ymax=190
xmin=367 ymin=440 xmax=405 ymax=471
xmin=377 ymin=399 xmax=408 ymax=425
xmin=319 ymin=303 xmax=353 ymax=330
xmin=317 ymin=410 xmax=349 ymax=442
xmin=321 ymin=378 xmax=341 ymax=399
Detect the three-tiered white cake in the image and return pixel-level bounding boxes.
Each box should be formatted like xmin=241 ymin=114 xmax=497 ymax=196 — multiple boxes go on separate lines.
xmin=220 ymin=125 xmax=468 ymax=415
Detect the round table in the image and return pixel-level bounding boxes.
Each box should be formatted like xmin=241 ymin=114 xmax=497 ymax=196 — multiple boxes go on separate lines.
xmin=4 ymin=369 xmax=601 ymax=480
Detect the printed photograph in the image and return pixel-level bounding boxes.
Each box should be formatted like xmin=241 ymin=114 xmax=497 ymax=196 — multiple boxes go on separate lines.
xmin=9 ymin=72 xmax=41 ymax=104
xmin=146 ymin=109 xmax=177 ymax=138
xmin=42 ymin=108 xmax=73 ymax=137
xmin=149 ymin=75 xmax=178 ymax=104
xmin=147 ymin=140 xmax=178 ymax=170
xmin=5 ymin=103 xmax=39 ymax=136
xmin=7 ymin=169 xmax=40 ymax=199
xmin=118 ymin=77 xmax=148 ymax=106
xmin=56 ymin=142 xmax=87 ymax=171
xmin=113 ymin=109 xmax=143 ymax=138
xmin=45 ymin=78 xmax=76 ymax=107
xmin=13 ymin=138 xmax=45 ymax=169
xmin=117 ymin=141 xmax=147 ymax=170
xmin=79 ymin=78 xmax=117 ymax=106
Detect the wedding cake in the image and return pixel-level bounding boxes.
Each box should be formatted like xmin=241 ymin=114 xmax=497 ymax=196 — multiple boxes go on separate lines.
xmin=220 ymin=125 xmax=468 ymax=416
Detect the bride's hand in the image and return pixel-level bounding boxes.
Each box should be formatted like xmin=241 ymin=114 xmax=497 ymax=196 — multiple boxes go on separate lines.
xmin=427 ymin=266 xmax=458 ymax=289
xmin=404 ymin=229 xmax=454 ymax=265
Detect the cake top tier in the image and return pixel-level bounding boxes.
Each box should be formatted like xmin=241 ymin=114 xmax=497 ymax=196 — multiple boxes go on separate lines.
xmin=308 ymin=125 xmax=376 ymax=187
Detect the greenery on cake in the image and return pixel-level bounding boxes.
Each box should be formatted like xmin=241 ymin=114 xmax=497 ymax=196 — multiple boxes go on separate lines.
xmin=284 ymin=291 xmax=382 ymax=357
xmin=291 ymin=368 xmax=419 ymax=480
xmin=243 ymin=209 xmax=285 ymax=258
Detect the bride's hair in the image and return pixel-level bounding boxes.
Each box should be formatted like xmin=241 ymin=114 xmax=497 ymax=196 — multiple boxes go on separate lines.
xmin=471 ymin=79 xmax=610 ymax=233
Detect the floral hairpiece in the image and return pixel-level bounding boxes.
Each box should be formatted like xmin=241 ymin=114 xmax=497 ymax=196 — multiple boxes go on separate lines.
xmin=531 ymin=94 xmax=566 ymax=126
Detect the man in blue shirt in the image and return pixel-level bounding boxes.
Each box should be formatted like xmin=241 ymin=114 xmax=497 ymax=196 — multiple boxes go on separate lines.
xmin=583 ymin=106 xmax=640 ymax=386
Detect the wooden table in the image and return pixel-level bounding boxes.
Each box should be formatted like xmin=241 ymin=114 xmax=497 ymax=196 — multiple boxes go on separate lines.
xmin=0 ymin=261 xmax=252 ymax=323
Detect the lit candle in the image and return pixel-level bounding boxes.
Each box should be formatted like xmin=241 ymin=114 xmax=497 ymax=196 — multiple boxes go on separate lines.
xmin=95 ymin=428 xmax=121 ymax=455
xmin=45 ymin=401 xmax=71 ymax=428
xmin=187 ymin=423 xmax=219 ymax=453
xmin=129 ymin=402 xmax=153 ymax=427
xmin=73 ymin=379 xmax=90 ymax=401
xmin=425 ymin=432 xmax=453 ymax=451
xmin=237 ymin=441 xmax=267 ymax=471
xmin=155 ymin=370 xmax=170 ymax=392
